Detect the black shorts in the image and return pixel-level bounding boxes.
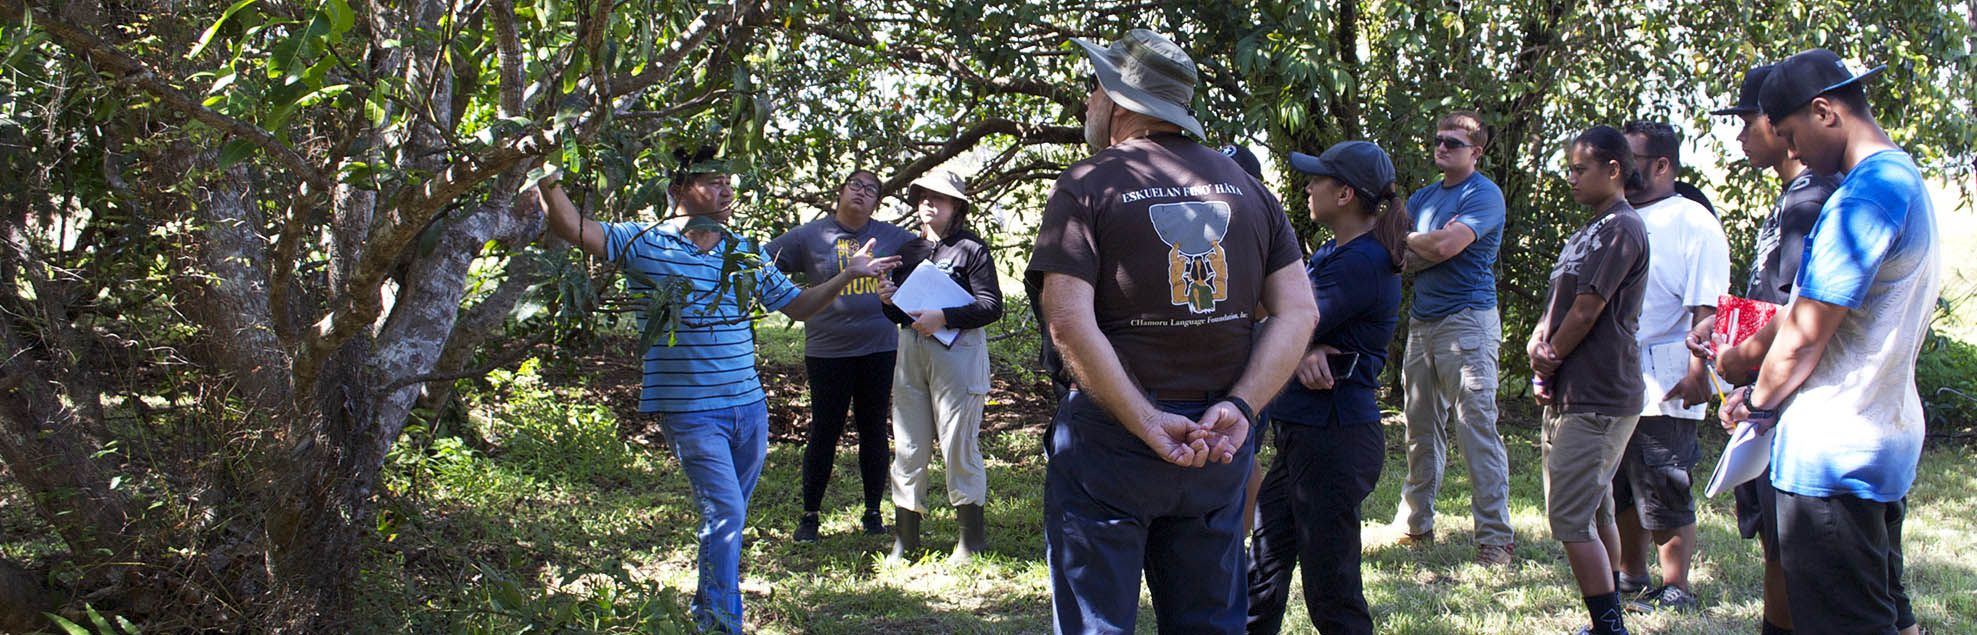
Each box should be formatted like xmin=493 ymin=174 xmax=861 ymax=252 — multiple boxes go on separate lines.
xmin=1732 ymin=468 xmax=1779 ymax=552
xmin=1611 ymin=416 xmax=1699 ymax=531
xmin=1772 ymin=489 xmax=1917 ymax=634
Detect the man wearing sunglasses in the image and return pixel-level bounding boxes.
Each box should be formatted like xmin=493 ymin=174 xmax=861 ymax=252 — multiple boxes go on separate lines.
xmin=1391 ymin=111 xmax=1517 ymax=567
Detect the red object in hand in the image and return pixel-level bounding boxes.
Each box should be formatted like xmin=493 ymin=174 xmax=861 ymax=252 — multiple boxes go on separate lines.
xmin=1715 ymin=295 xmax=1782 ymax=349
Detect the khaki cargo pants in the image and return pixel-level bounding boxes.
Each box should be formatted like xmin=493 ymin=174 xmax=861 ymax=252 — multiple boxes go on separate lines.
xmin=1394 ymin=307 xmax=1515 ymax=546
xmin=889 ymin=327 xmax=990 ymax=512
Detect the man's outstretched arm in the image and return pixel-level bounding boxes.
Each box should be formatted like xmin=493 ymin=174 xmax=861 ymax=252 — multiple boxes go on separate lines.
xmin=535 ymin=178 xmax=608 ymax=259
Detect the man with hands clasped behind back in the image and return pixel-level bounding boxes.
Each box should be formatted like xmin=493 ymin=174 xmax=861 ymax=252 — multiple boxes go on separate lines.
xmin=1027 ymin=29 xmax=1316 ymax=633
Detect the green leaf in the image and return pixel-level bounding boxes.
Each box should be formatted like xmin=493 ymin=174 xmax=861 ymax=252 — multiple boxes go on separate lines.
xmin=187 ymin=0 xmax=260 ymax=60
xmin=323 ymin=0 xmax=355 ymax=36
xmin=85 ymin=605 xmax=116 ymax=634
xmin=43 ymin=614 xmax=90 ymax=635
xmin=217 ymin=139 xmax=257 ymax=170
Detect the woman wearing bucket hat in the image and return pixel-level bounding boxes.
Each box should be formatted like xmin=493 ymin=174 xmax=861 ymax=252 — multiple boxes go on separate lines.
xmin=1245 ymin=141 xmax=1408 ymax=635
xmin=876 ymin=169 xmax=1004 ymax=563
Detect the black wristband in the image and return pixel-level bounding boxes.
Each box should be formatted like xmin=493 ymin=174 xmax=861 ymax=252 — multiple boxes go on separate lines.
xmin=1741 ymin=386 xmax=1779 ymax=421
xmin=1223 ymin=395 xmax=1256 ymax=426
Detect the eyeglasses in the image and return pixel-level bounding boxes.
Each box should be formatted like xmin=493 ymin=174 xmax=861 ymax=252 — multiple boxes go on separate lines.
xmin=1433 ymin=136 xmax=1474 ymax=150
xmin=845 ymin=179 xmax=880 ymax=196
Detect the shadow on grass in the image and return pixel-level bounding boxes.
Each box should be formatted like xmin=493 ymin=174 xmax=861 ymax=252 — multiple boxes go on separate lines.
xmin=357 ymin=380 xmax=1977 ymax=634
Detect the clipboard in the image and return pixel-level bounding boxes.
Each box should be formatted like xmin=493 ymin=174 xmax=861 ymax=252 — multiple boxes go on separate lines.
xmin=891 ymin=262 xmax=974 ymax=346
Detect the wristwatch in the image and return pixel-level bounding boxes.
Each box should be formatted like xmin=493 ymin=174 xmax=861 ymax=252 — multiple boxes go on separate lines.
xmin=1224 ymin=395 xmax=1256 ymax=426
xmin=1740 ymin=386 xmax=1779 ymax=423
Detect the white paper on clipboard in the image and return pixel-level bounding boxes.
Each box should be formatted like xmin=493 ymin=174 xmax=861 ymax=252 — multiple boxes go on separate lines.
xmin=891 ymin=262 xmax=974 ymax=346
xmin=1642 ymin=340 xmax=1724 ymax=418
xmin=1704 ymin=421 xmax=1775 ymax=498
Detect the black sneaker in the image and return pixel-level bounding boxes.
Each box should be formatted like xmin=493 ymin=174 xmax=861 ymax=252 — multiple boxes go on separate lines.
xmin=861 ymin=510 xmax=886 ymax=535
xmin=794 ymin=513 xmax=820 ymax=543
xmin=1625 ymin=585 xmax=1700 ymax=613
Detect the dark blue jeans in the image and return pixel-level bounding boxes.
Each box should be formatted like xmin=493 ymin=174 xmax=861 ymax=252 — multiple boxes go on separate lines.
xmin=1044 ymin=391 xmax=1253 ymax=634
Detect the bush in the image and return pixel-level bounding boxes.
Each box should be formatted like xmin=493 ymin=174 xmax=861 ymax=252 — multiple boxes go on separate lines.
xmin=1918 ymin=328 xmax=1977 ymax=434
xmin=476 ymin=358 xmax=641 ymax=486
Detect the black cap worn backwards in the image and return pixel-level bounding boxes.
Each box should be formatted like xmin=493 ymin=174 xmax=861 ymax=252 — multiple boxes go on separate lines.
xmin=1710 ymin=64 xmax=1774 ymax=116
xmin=1288 ymin=140 xmax=1395 ymax=198
xmin=1758 ymin=48 xmax=1885 ymax=122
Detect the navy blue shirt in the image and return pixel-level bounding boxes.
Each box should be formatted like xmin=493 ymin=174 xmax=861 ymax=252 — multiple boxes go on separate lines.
xmin=1267 ymin=233 xmax=1402 ymax=427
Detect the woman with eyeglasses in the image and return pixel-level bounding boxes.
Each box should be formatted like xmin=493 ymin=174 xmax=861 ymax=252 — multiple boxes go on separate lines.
xmin=1245 ymin=141 xmax=1408 ymax=635
xmin=875 ymin=169 xmax=1004 ymax=562
xmin=1527 ymin=125 xmax=1652 ymax=635
xmin=767 ymin=170 xmax=920 ymax=543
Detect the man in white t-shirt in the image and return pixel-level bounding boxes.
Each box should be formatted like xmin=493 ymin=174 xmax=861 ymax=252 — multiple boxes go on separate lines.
xmin=1610 ymin=121 xmax=1730 ymax=613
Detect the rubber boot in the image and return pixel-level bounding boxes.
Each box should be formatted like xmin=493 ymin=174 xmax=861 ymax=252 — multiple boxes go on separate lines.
xmin=952 ymin=504 xmax=987 ymax=561
xmin=887 ymin=508 xmax=921 ymax=562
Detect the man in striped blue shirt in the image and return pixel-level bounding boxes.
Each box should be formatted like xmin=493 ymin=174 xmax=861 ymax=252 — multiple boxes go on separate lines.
xmin=535 ymin=149 xmax=898 ymax=633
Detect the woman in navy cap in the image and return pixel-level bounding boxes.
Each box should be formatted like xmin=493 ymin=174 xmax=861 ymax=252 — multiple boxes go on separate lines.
xmin=1246 ymin=140 xmax=1408 ymax=635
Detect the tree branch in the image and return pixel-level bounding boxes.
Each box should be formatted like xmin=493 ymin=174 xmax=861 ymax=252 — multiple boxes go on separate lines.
xmin=881 ymin=118 xmax=1081 ymax=196
xmin=14 ymin=1 xmax=333 ymax=191
xmin=802 ymin=24 xmax=1078 ymax=107
xmin=487 ymin=0 xmax=525 ymax=117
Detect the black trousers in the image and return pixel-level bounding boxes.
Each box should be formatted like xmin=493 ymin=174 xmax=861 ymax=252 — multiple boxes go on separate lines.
xmin=1246 ymin=421 xmax=1386 ymax=635
xmin=1773 ymin=488 xmax=1917 ymax=634
xmin=800 ymin=352 xmax=895 ymax=514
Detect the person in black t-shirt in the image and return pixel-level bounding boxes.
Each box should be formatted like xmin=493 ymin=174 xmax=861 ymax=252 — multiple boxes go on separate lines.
xmin=877 ymin=169 xmax=1004 ymax=563
xmin=1025 ymin=29 xmax=1316 ymax=633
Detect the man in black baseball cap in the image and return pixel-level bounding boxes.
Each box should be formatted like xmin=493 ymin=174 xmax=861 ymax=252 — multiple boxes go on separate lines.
xmin=1719 ymin=47 xmax=1935 ymax=635
xmin=1700 ymin=62 xmax=1839 ymax=635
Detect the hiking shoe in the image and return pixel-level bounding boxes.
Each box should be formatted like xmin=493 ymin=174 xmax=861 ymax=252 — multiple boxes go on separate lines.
xmin=1393 ymin=531 xmax=1435 ymax=548
xmin=861 ymin=510 xmax=886 ymax=535
xmin=1475 ymin=543 xmax=1514 ymax=566
xmin=1626 ymin=585 xmax=1700 ymax=613
xmin=794 ymin=513 xmax=820 ymax=543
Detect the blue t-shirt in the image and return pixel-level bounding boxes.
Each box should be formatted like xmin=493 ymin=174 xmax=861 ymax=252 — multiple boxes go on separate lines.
xmin=1266 ymin=233 xmax=1401 ymax=427
xmin=1771 ymin=150 xmax=1941 ymax=502
xmin=604 ymin=221 xmax=801 ymax=414
xmin=1407 ymin=172 xmax=1505 ymax=320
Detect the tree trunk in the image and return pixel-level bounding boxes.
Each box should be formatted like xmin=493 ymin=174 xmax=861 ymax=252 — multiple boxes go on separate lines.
xmin=0 ymin=557 xmax=51 ymax=632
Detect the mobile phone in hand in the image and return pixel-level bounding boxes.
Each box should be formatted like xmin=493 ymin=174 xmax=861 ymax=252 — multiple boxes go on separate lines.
xmin=1327 ymin=351 xmax=1360 ymax=380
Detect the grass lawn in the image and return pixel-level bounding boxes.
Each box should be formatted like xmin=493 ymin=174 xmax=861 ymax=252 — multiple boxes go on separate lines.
xmin=361 ymin=353 xmax=1977 ymax=634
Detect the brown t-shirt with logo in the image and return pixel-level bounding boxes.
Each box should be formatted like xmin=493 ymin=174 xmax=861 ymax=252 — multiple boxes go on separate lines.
xmin=1542 ymin=201 xmax=1650 ymax=415
xmin=1026 ymin=134 xmax=1303 ymax=395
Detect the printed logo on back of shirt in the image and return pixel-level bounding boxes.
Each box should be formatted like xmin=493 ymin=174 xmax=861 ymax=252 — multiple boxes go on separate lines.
xmin=1149 ymin=201 xmax=1232 ymax=314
